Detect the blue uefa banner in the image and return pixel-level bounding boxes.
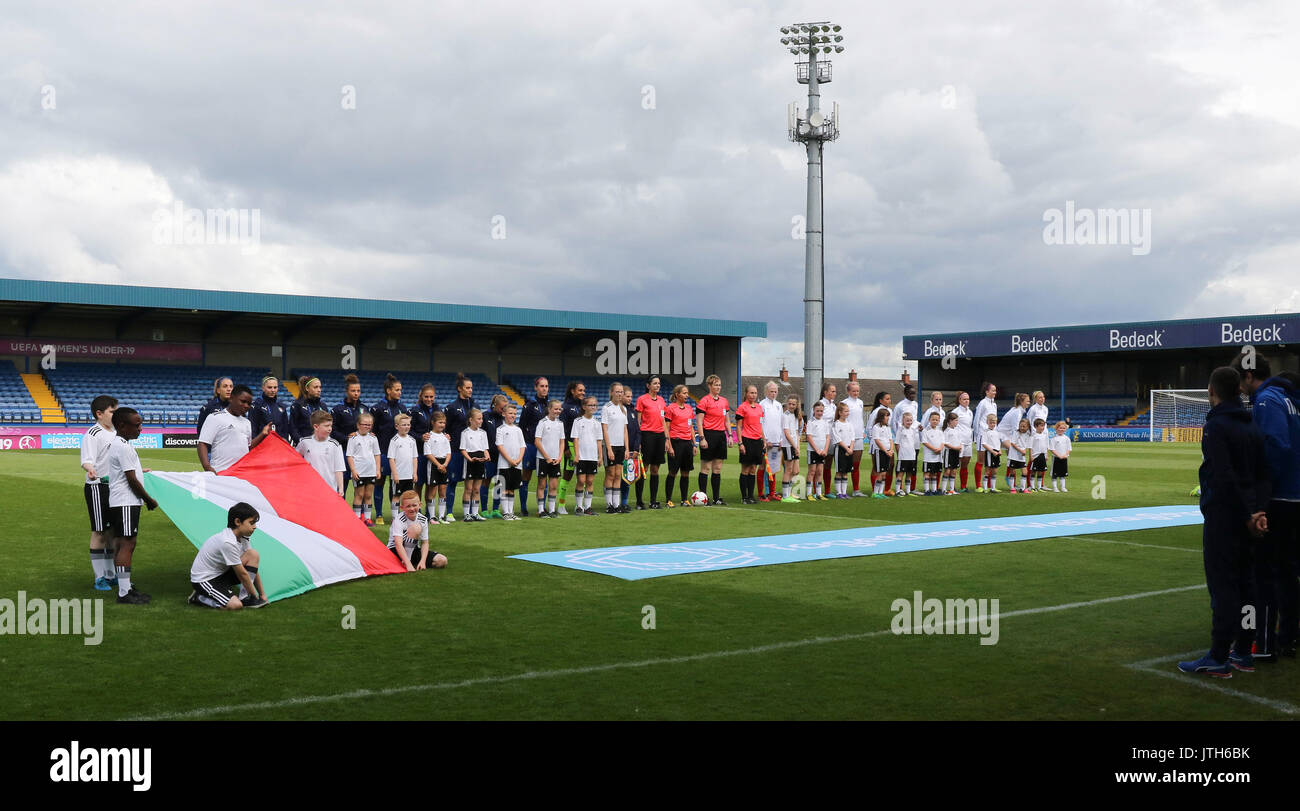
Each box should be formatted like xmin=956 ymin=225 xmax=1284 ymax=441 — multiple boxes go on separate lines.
xmin=904 ymin=314 xmax=1296 ymax=359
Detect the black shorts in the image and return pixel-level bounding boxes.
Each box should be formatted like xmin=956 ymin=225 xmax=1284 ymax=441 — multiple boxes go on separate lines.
xmin=85 ymin=482 xmax=111 ymax=532
xmin=667 ymin=438 xmax=695 ymax=474
xmin=640 ymin=431 xmax=666 ymax=465
xmin=109 ymin=505 xmax=142 ymax=538
xmin=740 ymin=436 xmax=764 ymax=466
xmin=394 ymin=479 xmax=415 ymax=498
xmin=835 ymin=447 xmax=854 ymax=475
xmin=426 ymin=458 xmax=449 ymax=485
xmin=576 ymin=460 xmax=598 ymax=476
xmin=605 ymin=445 xmax=626 ymax=468
xmin=897 ymin=459 xmax=917 ymax=475
xmin=924 ymin=461 xmax=943 ymax=475
xmin=390 ymin=544 xmax=441 ymax=568
xmin=871 ymin=448 xmax=891 ymax=473
xmin=500 ymin=467 xmax=522 ymax=491
xmin=466 ymin=460 xmax=486 ymax=480
xmin=808 ymin=450 xmax=827 ymax=466
xmin=1008 ymin=459 xmax=1026 ymax=470
xmin=192 ymin=569 xmax=240 ymax=608
xmin=352 ymin=476 xmax=377 ymax=488
xmin=782 ymin=446 xmax=797 ymax=462
xmin=700 ymin=429 xmax=728 ymax=461
xmin=1052 ymin=457 xmax=1069 ymax=478
xmin=537 ymin=460 xmax=561 ymax=478
xmin=1031 ymin=454 xmax=1047 ymax=472
xmin=983 ymin=450 xmax=1001 ymax=469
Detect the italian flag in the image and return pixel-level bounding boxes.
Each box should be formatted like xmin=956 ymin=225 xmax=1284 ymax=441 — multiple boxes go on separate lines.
xmin=144 ymin=432 xmax=404 ymax=602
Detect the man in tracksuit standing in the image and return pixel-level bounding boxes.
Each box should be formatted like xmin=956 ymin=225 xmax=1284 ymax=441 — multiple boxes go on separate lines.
xmin=1179 ymin=367 xmax=1271 ymax=677
xmin=443 ymin=375 xmax=476 ymax=513
xmin=518 ymin=377 xmax=549 ymax=517
xmin=1235 ymin=356 xmax=1300 ymax=659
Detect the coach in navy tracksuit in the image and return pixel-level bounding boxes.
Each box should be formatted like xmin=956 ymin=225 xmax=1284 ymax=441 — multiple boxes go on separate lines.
xmin=1179 ymin=367 xmax=1271 ymax=677
xmin=370 ymin=375 xmax=405 ymax=522
xmin=518 ymin=377 xmax=550 ymax=516
xmin=443 ymin=375 xmax=475 ymax=511
xmin=1236 ymin=356 xmax=1300 ymax=658
xmin=249 ymin=376 xmax=292 ymax=441
xmin=331 ymin=375 xmax=368 ymax=496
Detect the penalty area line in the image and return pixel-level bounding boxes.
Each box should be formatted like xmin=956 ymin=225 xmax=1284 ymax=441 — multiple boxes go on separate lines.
xmin=126 ymin=583 xmax=1204 ymax=721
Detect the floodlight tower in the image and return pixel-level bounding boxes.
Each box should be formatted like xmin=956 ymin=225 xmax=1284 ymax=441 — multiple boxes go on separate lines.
xmin=779 ymin=21 xmax=842 ymax=417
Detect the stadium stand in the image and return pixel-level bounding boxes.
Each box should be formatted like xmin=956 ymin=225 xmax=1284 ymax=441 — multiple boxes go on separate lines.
xmin=0 ymin=360 xmax=42 ymax=422
xmin=46 ymin=363 xmax=271 ymax=424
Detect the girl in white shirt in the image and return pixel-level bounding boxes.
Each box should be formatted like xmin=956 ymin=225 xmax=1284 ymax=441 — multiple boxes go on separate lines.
xmin=1007 ymin=418 xmax=1033 ymax=493
xmin=980 ymin=414 xmax=1002 ymax=492
xmin=942 ymin=413 xmax=964 ymax=494
xmin=920 ymin=411 xmax=945 ymax=495
xmin=868 ymin=409 xmax=893 ymax=498
xmin=459 ymin=409 xmax=490 ymax=521
xmin=805 ymin=401 xmax=830 ymax=500
xmin=780 ymin=396 xmax=802 ymax=501
xmin=833 ymin=403 xmax=857 ymax=499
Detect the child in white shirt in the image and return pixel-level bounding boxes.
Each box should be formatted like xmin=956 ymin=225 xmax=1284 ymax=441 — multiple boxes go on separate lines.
xmin=1007 ymin=418 xmax=1033 ymax=493
xmin=980 ymin=414 xmax=1002 ymax=492
xmin=387 ymin=414 xmax=420 ymax=517
xmin=299 ymin=412 xmax=345 ymax=496
xmin=893 ymin=411 xmax=920 ymax=496
xmin=780 ymin=396 xmax=802 ymax=501
xmin=942 ymin=413 xmax=964 ymax=494
xmin=868 ymin=410 xmax=894 ymax=498
xmin=1029 ymin=418 xmax=1050 ymax=491
xmin=535 ymin=401 xmax=565 ymax=516
xmin=495 ymin=404 xmax=527 ymax=520
xmin=346 ymin=413 xmax=382 ymax=524
xmin=805 ymin=401 xmax=830 ymax=500
xmin=459 ymin=409 xmax=490 ymax=521
xmin=570 ymin=396 xmax=603 ymax=515
xmin=920 ymin=411 xmax=945 ymax=495
xmin=1050 ymin=421 xmax=1073 ymax=492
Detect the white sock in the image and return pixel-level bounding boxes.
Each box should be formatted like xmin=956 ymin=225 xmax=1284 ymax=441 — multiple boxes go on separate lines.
xmin=547 ymin=496 xmax=557 ymax=512
xmin=116 ymin=566 xmax=131 ymax=597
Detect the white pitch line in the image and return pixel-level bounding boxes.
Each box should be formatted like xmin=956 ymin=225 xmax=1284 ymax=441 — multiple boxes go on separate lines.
xmin=1125 ymin=651 xmax=1300 ymax=716
xmin=1058 ymin=535 xmax=1200 ymax=553
xmin=126 ymin=583 xmax=1205 ymax=721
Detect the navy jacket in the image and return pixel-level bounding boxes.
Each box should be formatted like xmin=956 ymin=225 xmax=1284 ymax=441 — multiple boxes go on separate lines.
xmin=1250 ymin=376 xmax=1300 ymax=502
xmin=406 ymin=400 xmax=440 ymax=456
xmin=249 ymin=394 xmax=292 ymax=439
xmin=484 ymin=408 xmax=503 ymax=463
xmin=370 ymin=397 xmax=406 ymax=457
xmin=289 ymin=396 xmax=329 ymax=444
xmin=1199 ymin=401 xmax=1271 ymax=527
xmin=521 ymin=395 xmax=548 ymax=445
xmin=626 ymin=406 xmax=642 ymax=453
xmin=330 ymin=398 xmax=368 ymax=447
xmin=560 ymin=397 xmax=583 ymax=439
xmin=196 ymin=396 xmax=227 ymax=435
xmin=444 ymin=396 xmax=475 ymax=451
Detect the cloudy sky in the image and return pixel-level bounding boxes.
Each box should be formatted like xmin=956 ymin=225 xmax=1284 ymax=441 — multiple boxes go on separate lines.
xmin=3 ymin=0 xmax=1298 ymax=377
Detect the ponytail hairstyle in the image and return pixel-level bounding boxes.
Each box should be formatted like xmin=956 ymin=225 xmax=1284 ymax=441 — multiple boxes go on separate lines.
xmin=872 ymin=391 xmax=889 ymax=408
xmin=297 ymin=376 xmax=312 ymax=402
xmin=672 ymin=383 xmax=689 ymax=402
xmin=384 ymin=373 xmax=401 ymax=397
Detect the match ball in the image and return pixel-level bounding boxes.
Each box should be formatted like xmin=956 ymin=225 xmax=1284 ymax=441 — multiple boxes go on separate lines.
xmin=690 ymin=491 xmax=710 ymax=506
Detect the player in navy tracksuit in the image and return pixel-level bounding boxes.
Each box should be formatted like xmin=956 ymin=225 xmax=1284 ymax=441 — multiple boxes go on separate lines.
xmin=443 ymin=375 xmax=475 ymax=511
xmin=196 ymin=376 xmax=233 ymax=435
xmin=1235 ymin=356 xmax=1300 ymax=659
xmin=289 ymin=376 xmax=329 ymax=445
xmin=249 ymin=376 xmax=292 ymax=443
xmin=1179 ymin=367 xmax=1271 ymax=677
xmin=481 ymin=395 xmax=506 ymax=517
xmin=370 ymin=374 xmax=405 ymax=523
xmin=518 ymin=378 xmax=549 ymax=516
xmin=406 ymin=384 xmax=440 ymax=495
xmin=331 ymin=375 xmax=368 ymax=498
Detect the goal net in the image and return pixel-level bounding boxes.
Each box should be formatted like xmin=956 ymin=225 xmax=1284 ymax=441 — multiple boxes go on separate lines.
xmin=1149 ymin=389 xmax=1211 ymax=442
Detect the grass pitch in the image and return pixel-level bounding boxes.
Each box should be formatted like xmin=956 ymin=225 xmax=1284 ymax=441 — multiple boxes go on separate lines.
xmin=3 ymin=442 xmax=1295 ymax=720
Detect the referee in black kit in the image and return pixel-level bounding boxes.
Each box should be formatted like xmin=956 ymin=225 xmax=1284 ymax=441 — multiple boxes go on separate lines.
xmin=1179 ymin=367 xmax=1270 ymax=678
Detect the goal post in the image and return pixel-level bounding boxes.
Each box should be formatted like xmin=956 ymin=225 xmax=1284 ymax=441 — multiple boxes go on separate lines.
xmin=1149 ymin=388 xmax=1211 ymax=442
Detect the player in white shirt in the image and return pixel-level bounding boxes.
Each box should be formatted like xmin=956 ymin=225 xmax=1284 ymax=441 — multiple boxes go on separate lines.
xmin=188 ymin=502 xmax=267 ymax=609
xmin=816 ymin=382 xmax=838 ymax=501
xmin=105 ymin=408 xmax=158 ymax=604
xmin=81 ymin=395 xmax=118 ymax=591
xmin=972 ymin=383 xmax=998 ymax=492
xmin=841 ymin=381 xmax=867 ymax=497
xmin=996 ymin=392 xmax=1031 ymax=454
xmin=389 ymin=491 xmax=447 ymax=570
xmin=952 ymin=391 xmax=975 ymax=491
xmin=600 ymin=384 xmax=630 ymax=513
xmin=346 ymin=413 xmax=382 ymax=525
xmin=495 ymin=403 xmax=527 ymax=520
xmin=387 ymin=414 xmax=420 ymax=516
xmin=459 ymin=409 xmax=490 ymax=521
xmin=805 ymin=401 xmax=830 ymax=500
xmin=919 ymin=391 xmax=946 ymax=443
xmin=1006 ymin=418 xmax=1033 ymax=493
xmin=868 ymin=409 xmax=894 ymax=497
xmin=779 ymin=395 xmax=802 ymax=502
xmin=1026 ymin=390 xmax=1049 ymax=437
xmin=298 ymin=411 xmax=346 ymax=496
xmin=535 ymin=401 xmax=565 ymax=517
xmin=1029 ymin=418 xmax=1051 ymax=491
xmin=893 ymin=411 xmax=920 ymax=496
xmin=759 ymin=382 xmax=785 ymax=502
xmin=867 ymin=391 xmax=894 ymax=496
xmin=570 ymin=396 xmax=604 ymax=516
xmin=423 ymin=412 xmax=453 ymax=523
xmin=831 ymin=403 xmax=858 ymax=498
xmin=980 ymin=413 xmax=1003 ymax=492
xmin=942 ymin=413 xmax=964 ymax=494
xmin=198 ymin=385 xmax=269 ymax=474
xmin=920 ymin=411 xmax=945 ymax=495
xmin=1050 ymin=420 xmax=1073 ymax=492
